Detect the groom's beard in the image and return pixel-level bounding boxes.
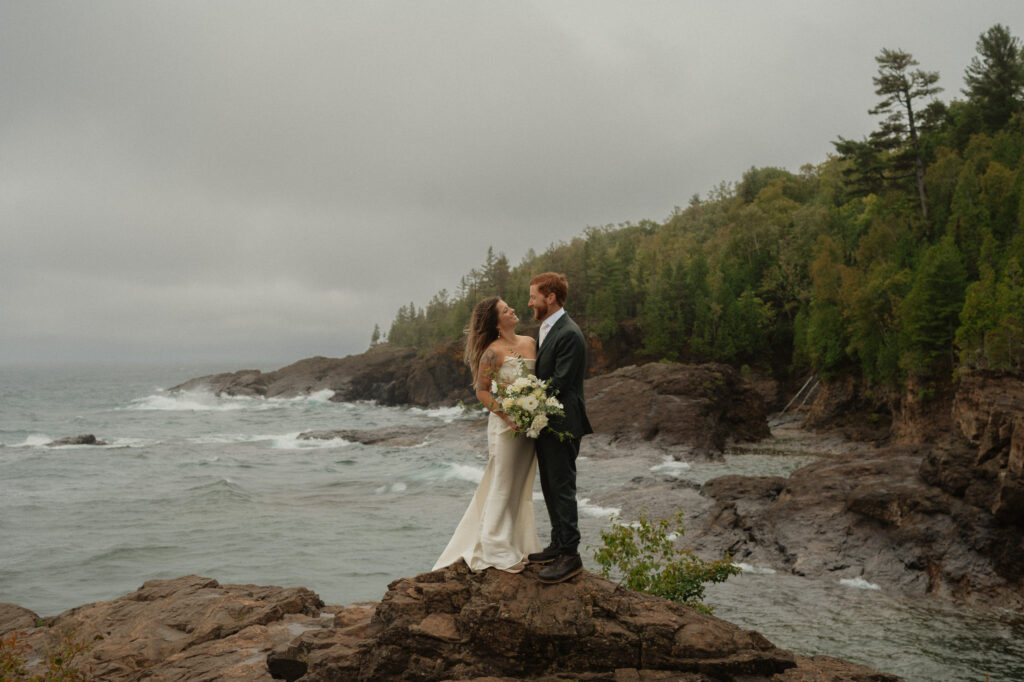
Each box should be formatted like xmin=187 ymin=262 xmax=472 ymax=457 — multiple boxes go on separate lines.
xmin=532 ymin=302 xmax=548 ymax=321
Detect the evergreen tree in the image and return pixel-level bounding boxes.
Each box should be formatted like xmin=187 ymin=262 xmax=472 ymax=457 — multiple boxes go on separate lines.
xmin=835 ymin=49 xmax=944 ymax=223
xmin=963 ymin=24 xmax=1024 ymax=132
xmin=899 ymin=236 xmax=968 ymax=377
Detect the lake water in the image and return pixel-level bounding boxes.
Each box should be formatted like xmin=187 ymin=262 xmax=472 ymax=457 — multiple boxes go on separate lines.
xmin=1 ymin=363 xmax=1021 ymax=681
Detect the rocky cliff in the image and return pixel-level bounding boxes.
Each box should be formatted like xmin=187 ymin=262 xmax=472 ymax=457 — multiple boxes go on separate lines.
xmin=1 ymin=569 xmax=897 ymax=681
xmin=170 ymin=341 xmax=474 ymax=407
xmin=695 ymin=370 xmax=1024 ymax=606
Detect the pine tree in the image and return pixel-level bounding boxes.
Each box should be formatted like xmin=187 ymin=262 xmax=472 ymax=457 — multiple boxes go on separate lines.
xmin=963 ymin=24 xmax=1024 ymax=132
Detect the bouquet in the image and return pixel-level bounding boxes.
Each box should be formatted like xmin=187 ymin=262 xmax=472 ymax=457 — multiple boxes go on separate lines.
xmin=491 ymin=370 xmax=569 ymax=440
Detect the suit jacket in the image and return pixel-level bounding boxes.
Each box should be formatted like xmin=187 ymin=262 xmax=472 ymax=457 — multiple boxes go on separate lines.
xmin=535 ymin=312 xmax=593 ymax=440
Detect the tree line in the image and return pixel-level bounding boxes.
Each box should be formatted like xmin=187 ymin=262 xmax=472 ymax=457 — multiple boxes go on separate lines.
xmin=380 ymin=24 xmax=1024 ymax=396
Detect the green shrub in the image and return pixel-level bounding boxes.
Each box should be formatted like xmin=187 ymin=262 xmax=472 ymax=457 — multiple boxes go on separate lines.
xmin=0 ymin=629 xmax=91 ymax=681
xmin=591 ymin=510 xmax=741 ymax=614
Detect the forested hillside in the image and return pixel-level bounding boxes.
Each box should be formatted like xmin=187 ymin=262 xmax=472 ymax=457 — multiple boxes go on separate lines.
xmin=382 ymin=25 xmax=1024 ymax=399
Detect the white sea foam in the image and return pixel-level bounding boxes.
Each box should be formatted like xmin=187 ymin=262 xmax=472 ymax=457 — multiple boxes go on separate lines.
xmin=267 ymin=433 xmax=352 ymax=450
xmin=189 ymin=432 xmax=352 ymax=449
xmin=128 ymin=388 xmax=338 ymax=412
xmin=11 ymin=435 xmax=54 ymax=447
xmin=578 ymin=497 xmax=620 ymax=519
xmin=526 ymin=492 xmax=619 ymax=520
xmin=444 ymin=463 xmax=485 ymax=484
xmin=410 ymin=405 xmax=478 ymax=423
xmin=649 ymin=455 xmax=691 ymax=478
xmin=840 ymin=577 xmax=881 ymax=590
xmin=375 ymin=481 xmax=409 ymax=495
xmin=735 ymin=562 xmax=777 ymax=575
xmin=127 ymin=390 xmax=267 ymax=412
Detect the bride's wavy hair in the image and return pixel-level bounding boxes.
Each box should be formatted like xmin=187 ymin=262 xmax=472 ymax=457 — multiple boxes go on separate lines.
xmin=464 ymin=296 xmax=501 ymax=384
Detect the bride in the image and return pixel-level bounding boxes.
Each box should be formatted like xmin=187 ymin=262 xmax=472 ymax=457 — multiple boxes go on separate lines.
xmin=432 ymin=296 xmax=541 ymax=573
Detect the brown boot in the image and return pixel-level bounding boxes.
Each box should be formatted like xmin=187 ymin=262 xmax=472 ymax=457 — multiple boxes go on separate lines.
xmin=537 ymin=552 xmax=582 ymax=584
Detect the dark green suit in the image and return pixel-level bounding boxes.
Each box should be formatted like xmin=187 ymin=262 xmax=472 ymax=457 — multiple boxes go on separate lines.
xmin=535 ymin=312 xmax=592 ymax=554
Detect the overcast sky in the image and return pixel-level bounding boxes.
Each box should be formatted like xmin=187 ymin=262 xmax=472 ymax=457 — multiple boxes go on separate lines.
xmin=2 ymin=2 xmax=1021 ymax=366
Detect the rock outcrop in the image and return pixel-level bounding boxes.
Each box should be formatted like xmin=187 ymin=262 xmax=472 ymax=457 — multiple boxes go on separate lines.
xmin=691 ymin=440 xmax=1024 ymax=608
xmin=298 ymin=425 xmax=445 ymax=447
xmin=0 ymin=575 xmax=327 ymax=681
xmin=1 ymin=570 xmax=897 ymax=681
xmin=169 ymin=342 xmax=474 ymax=407
xmin=937 ymin=370 xmax=1024 ymax=524
xmin=585 ymin=363 xmax=770 ymax=454
xmin=45 ymin=434 xmax=108 ymax=447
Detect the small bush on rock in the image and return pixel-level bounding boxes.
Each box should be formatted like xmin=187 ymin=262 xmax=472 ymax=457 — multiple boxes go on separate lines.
xmin=0 ymin=629 xmax=91 ymax=681
xmin=592 ymin=510 xmax=741 ymax=614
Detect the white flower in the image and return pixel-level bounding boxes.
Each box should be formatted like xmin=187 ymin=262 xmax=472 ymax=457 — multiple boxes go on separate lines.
xmin=502 ymin=398 xmax=514 ymax=411
xmin=546 ymin=396 xmax=563 ymax=409
xmin=491 ymin=380 xmax=498 ymax=393
xmin=526 ymin=413 xmax=549 ymax=438
xmin=520 ymin=395 xmax=540 ymax=412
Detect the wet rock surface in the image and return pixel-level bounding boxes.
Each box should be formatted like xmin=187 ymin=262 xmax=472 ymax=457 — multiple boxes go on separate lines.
xmin=45 ymin=434 xmax=108 ymax=446
xmin=298 ymin=425 xmax=448 ymax=447
xmin=169 ymin=342 xmax=474 ymax=407
xmin=686 ymin=434 xmax=1024 ymax=609
xmin=1 ymin=570 xmax=897 ymax=681
xmin=584 ymin=362 xmax=770 ymax=455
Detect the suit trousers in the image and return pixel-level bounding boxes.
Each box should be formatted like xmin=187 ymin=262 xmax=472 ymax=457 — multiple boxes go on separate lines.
xmin=536 ymin=433 xmax=580 ymax=554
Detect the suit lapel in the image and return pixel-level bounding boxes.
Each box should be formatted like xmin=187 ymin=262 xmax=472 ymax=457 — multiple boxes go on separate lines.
xmin=536 ymin=314 xmax=568 ymax=367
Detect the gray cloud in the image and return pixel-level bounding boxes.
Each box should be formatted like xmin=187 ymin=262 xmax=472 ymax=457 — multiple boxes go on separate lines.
xmin=2 ymin=1 xmax=1020 ymax=363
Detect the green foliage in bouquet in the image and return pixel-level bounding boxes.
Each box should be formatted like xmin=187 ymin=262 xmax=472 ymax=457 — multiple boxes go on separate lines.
xmin=591 ymin=510 xmax=741 ymax=614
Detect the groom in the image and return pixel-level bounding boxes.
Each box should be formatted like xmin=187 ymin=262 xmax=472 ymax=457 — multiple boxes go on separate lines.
xmin=527 ymin=272 xmax=593 ymax=584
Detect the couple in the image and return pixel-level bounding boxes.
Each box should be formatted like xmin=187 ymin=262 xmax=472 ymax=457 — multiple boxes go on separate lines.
xmin=432 ymin=272 xmax=592 ymax=584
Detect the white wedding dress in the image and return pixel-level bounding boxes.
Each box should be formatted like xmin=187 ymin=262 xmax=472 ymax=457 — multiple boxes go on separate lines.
xmin=433 ymin=357 xmax=542 ymax=572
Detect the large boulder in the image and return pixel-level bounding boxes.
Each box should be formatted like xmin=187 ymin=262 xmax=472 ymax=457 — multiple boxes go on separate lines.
xmin=584 ymin=362 xmax=770 ymax=454
xmin=3 ymin=575 xmax=326 ymax=681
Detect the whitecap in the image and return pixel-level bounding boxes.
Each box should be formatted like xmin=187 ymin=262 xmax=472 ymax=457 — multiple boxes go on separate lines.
xmin=266 ymin=433 xmax=352 ymax=450
xmin=578 ymin=497 xmax=621 ymax=519
xmin=11 ymin=435 xmax=54 ymax=447
xmin=106 ymin=437 xmax=159 ymax=449
xmin=372 ymin=481 xmax=408 ymax=495
xmin=735 ymin=562 xmax=777 ymax=575
xmin=840 ymin=576 xmax=881 ymax=590
xmin=127 ymin=390 xmax=269 ymax=412
xmin=409 ymin=405 xmax=479 ymax=423
xmin=649 ymin=455 xmax=691 ymax=478
xmin=306 ymin=389 xmax=336 ymax=403
xmin=188 ymin=434 xmax=253 ymax=445
xmin=443 ymin=463 xmax=485 ymax=484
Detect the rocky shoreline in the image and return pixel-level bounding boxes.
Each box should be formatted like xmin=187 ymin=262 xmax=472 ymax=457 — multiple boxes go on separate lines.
xmin=14 ymin=350 xmax=1020 ymax=679
xmin=1 ymin=571 xmax=898 ymax=681
xmin=170 ymin=351 xmax=1024 ymax=608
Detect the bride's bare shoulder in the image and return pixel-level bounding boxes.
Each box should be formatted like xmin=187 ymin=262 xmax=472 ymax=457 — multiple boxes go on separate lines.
xmin=515 ymin=334 xmax=537 ymax=359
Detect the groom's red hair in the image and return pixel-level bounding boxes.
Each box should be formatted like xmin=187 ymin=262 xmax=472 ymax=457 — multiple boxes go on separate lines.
xmin=530 ymin=272 xmax=568 ymax=306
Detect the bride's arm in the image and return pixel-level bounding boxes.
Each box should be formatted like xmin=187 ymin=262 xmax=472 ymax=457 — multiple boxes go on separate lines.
xmin=476 ymin=349 xmax=517 ymax=430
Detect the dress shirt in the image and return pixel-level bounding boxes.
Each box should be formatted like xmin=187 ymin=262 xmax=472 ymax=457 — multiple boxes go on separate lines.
xmin=538 ymin=307 xmax=566 ymax=348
